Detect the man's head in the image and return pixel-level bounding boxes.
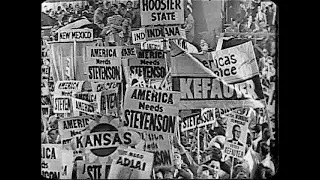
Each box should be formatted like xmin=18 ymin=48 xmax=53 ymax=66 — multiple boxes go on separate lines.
xmin=232 ymin=124 xmax=241 ymax=140
xmin=173 ymin=153 xmax=183 ymax=169
xmin=111 ymin=4 xmax=118 ymax=13
xmin=163 ymin=170 xmax=174 ymax=179
xmin=126 ymin=1 xmax=133 ymax=9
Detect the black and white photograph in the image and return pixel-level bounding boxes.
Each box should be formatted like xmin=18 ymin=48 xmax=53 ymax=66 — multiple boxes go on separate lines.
xmin=41 ymin=0 xmax=278 ymax=179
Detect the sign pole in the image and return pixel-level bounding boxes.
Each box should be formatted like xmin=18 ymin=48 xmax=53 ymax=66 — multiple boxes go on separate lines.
xmin=230 ymin=157 xmax=234 ymax=179
xmin=197 ymin=126 xmax=200 ymax=164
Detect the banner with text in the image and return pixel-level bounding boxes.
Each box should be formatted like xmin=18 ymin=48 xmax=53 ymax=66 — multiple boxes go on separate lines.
xmin=132 ymin=25 xmax=183 ymax=43
xmin=85 ymin=59 xmax=122 ymax=83
xmin=200 ymin=108 xmax=216 ymax=127
xmin=107 ymin=147 xmax=154 ymax=179
xmin=71 ymin=97 xmax=97 ymax=116
xmin=123 ymin=86 xmax=180 ymax=135
xmin=181 ymin=113 xmax=201 ymax=132
xmin=140 ymin=0 xmax=185 ymax=26
xmin=53 ymin=96 xmax=71 ymax=114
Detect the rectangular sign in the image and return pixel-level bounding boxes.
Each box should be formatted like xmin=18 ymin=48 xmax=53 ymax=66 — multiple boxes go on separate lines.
xmin=140 ymin=0 xmax=185 ymax=26
xmin=207 ymin=41 xmax=260 ymax=83
xmin=58 ymin=116 xmax=94 ymax=139
xmin=107 ymin=147 xmax=154 ymax=179
xmin=41 ymin=144 xmax=62 ymax=179
xmin=199 ymin=108 xmax=216 ymax=127
xmin=53 ymin=96 xmax=71 ymax=113
xmin=54 ymin=81 xmax=84 ymax=97
xmin=103 ymin=89 xmax=119 ymax=117
xmin=120 ymin=45 xmax=138 ymax=59
xmin=181 ymin=113 xmax=201 ymax=132
xmin=77 ymin=161 xmax=107 ymax=180
xmin=91 ymin=82 xmax=119 ymax=92
xmin=123 ymin=86 xmax=180 ymax=135
xmin=141 ymin=39 xmax=164 ymax=50
xmin=58 ymin=28 xmax=94 ymax=42
xmin=223 ymin=112 xmax=250 ymax=159
xmin=61 ymin=150 xmax=74 ymax=179
xmin=74 ymin=92 xmax=102 ymax=114
xmin=86 ymin=46 xmax=137 ymax=60
xmin=144 ymin=132 xmax=174 ymax=169
xmin=128 ymin=58 xmax=166 ymax=80
xmin=71 ymin=97 xmax=96 ymax=115
xmin=85 ymin=59 xmax=122 ymax=83
xmin=132 ymin=25 xmax=183 ymax=43
xmin=132 ymin=28 xmax=146 ymax=44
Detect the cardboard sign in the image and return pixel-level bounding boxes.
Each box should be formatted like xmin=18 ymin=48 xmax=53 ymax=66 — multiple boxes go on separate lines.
xmin=223 ymin=112 xmax=249 ymax=159
xmin=107 ymin=147 xmax=154 ymax=179
xmin=58 ymin=116 xmax=94 ymax=139
xmin=91 ymin=82 xmax=119 ymax=92
xmin=181 ymin=113 xmax=201 ymax=132
xmin=87 ymin=46 xmax=136 ymax=60
xmin=132 ymin=28 xmax=147 ymax=44
xmin=132 ymin=25 xmax=183 ymax=43
xmin=85 ymin=59 xmax=122 ymax=83
xmin=140 ymin=0 xmax=185 ymax=26
xmin=42 ymin=105 xmax=51 ymax=118
xmin=141 ymin=39 xmax=164 ymax=50
xmin=61 ymin=150 xmax=74 ymax=179
xmin=199 ymin=108 xmax=216 ymax=127
xmin=208 ymin=41 xmax=260 ymax=83
xmin=71 ymin=97 xmax=96 ymax=115
xmin=128 ymin=57 xmax=166 ymax=80
xmin=120 ymin=45 xmax=137 ymax=59
xmin=103 ymin=89 xmax=119 ymax=117
xmin=58 ymin=28 xmax=93 ymax=42
xmin=53 ymin=96 xmax=71 ymax=113
xmin=123 ymin=86 xmax=180 ymax=135
xmin=41 ymin=144 xmax=63 ymax=179
xmin=74 ymin=92 xmax=102 ymax=114
xmin=54 ymin=81 xmax=84 ymax=97
xmin=144 ymin=132 xmax=174 ymax=169
xmin=73 ymin=122 xmax=139 ymax=158
xmin=77 ymin=161 xmax=108 ymax=180
xmin=42 ymin=65 xmax=50 ymax=80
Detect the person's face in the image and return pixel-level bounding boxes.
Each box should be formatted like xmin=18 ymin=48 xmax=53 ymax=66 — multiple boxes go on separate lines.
xmin=111 ymin=6 xmax=118 ymax=13
xmin=262 ymin=49 xmax=269 ymax=57
xmin=48 ymin=130 xmax=58 ymax=140
xmin=126 ymin=2 xmax=133 ymax=9
xmin=174 ymin=154 xmax=182 ymax=168
xmin=233 ymin=126 xmax=241 ymax=140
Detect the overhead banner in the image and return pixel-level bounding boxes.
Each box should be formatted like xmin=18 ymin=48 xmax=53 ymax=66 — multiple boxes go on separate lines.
xmin=140 ymin=0 xmax=185 ymax=26
xmin=132 ymin=25 xmax=183 ymax=43
xmin=207 ymin=41 xmax=260 ymax=83
xmin=71 ymin=97 xmax=96 ymax=116
xmin=123 ymin=86 xmax=180 ymax=135
xmin=53 ymin=96 xmax=71 ymax=114
xmin=107 ymin=147 xmax=154 ymax=179
xmin=77 ymin=161 xmax=108 ymax=180
xmin=54 ymin=80 xmax=84 ymax=97
xmin=223 ymin=112 xmax=249 ymax=159
xmin=85 ymin=59 xmax=122 ymax=83
xmin=58 ymin=28 xmax=93 ymax=42
xmin=41 ymin=144 xmax=63 ymax=179
xmin=181 ymin=113 xmax=201 ymax=132
xmin=144 ymin=133 xmax=174 ymax=169
xmin=170 ymin=40 xmax=264 ymax=109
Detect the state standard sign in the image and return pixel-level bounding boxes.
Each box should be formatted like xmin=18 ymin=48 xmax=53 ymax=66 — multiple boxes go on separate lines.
xmin=140 ymin=0 xmax=185 ymax=26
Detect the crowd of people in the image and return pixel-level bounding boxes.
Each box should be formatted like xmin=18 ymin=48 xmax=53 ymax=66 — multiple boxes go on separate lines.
xmin=42 ymin=0 xmax=195 ymax=47
xmin=225 ymin=0 xmax=276 ymax=34
xmin=41 ymin=1 xmax=277 ymax=179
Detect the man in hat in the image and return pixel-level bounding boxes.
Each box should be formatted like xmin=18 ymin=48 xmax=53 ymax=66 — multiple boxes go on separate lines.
xmin=227 ymin=124 xmax=244 ymax=146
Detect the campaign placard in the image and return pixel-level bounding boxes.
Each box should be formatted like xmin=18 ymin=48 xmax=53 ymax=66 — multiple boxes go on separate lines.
xmin=54 ymin=80 xmax=84 ymax=97
xmin=208 ymin=41 xmax=260 ymax=83
xmin=74 ymin=92 xmax=102 ymax=114
xmin=58 ymin=28 xmax=93 ymax=42
xmin=91 ymin=82 xmax=119 ymax=92
xmin=58 ymin=116 xmax=95 ymax=139
xmin=41 ymin=144 xmax=63 ymax=179
xmin=61 ymin=149 xmax=74 ymax=179
xmin=86 ymin=46 xmax=121 ymax=61
xmin=181 ymin=113 xmax=201 ymax=132
xmin=120 ymin=45 xmax=137 ymax=59
xmin=123 ymin=86 xmax=180 ymax=135
xmin=107 ymin=147 xmax=154 ymax=179
xmin=140 ymin=0 xmax=185 ymax=26
xmin=71 ymin=97 xmax=96 ymax=116
xmin=85 ymin=59 xmax=122 ymax=83
xmin=141 ymin=39 xmax=164 ymax=50
xmin=132 ymin=28 xmax=146 ymax=44
xmin=128 ymin=57 xmax=166 ymax=80
xmin=53 ymin=96 xmax=71 ymax=113
xmin=223 ymin=112 xmax=250 ymax=159
xmin=144 ymin=132 xmax=174 ymax=169
xmin=199 ymin=108 xmax=216 ymax=127
xmin=102 ymin=89 xmax=119 ymax=117
xmin=77 ymin=161 xmax=107 ymax=180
